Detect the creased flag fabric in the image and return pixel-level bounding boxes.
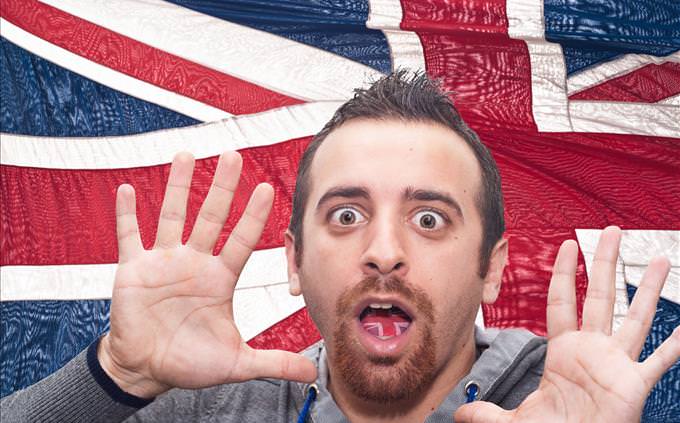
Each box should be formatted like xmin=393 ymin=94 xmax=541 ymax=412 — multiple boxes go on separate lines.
xmin=1 ymin=1 xmax=678 ymax=421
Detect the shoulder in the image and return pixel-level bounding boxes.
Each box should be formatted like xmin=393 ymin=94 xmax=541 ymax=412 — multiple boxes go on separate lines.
xmin=475 ymin=327 xmax=546 ymax=409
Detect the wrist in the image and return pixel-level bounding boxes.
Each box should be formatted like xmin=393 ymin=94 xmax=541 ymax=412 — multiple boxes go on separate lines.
xmin=97 ymin=334 xmax=169 ymax=399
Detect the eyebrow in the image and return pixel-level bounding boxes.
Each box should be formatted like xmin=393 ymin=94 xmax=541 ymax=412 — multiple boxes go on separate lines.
xmin=316 ymin=186 xmax=371 ymax=211
xmin=403 ymin=187 xmax=464 ymax=219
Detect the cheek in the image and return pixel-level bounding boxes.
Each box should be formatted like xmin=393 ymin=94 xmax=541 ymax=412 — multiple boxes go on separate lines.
xmin=417 ymin=248 xmax=484 ymax=323
xmin=298 ymin=257 xmax=349 ymax=339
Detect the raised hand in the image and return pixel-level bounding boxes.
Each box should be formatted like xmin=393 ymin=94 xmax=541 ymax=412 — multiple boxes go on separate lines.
xmin=456 ymin=226 xmax=680 ymax=423
xmin=98 ymin=151 xmax=317 ymax=398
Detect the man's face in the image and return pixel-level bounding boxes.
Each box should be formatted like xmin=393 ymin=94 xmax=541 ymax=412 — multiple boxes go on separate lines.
xmin=288 ymin=119 xmax=501 ymax=403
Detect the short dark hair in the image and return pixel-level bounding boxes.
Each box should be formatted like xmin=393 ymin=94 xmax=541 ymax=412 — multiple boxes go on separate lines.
xmin=289 ymin=70 xmax=505 ymax=277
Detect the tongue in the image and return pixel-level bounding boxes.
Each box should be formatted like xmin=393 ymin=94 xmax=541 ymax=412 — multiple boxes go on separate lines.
xmin=361 ymin=310 xmax=411 ymax=337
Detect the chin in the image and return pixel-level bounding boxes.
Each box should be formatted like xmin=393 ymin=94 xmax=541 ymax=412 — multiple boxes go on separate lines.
xmin=332 ymin=318 xmax=436 ymax=404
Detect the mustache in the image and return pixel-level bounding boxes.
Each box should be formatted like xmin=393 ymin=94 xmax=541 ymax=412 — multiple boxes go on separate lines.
xmin=335 ymin=275 xmax=434 ymax=321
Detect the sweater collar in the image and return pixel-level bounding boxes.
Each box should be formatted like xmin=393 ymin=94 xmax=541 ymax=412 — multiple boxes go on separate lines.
xmin=297 ymin=326 xmax=543 ymax=422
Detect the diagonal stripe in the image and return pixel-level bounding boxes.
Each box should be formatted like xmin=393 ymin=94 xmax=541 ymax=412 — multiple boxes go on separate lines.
xmin=0 ymin=19 xmax=229 ymax=122
xmin=507 ymin=0 xmax=680 ymax=137
xmin=567 ymin=52 xmax=680 ymax=96
xmin=569 ymin=63 xmax=680 ymax=103
xmin=1 ymin=0 xmax=302 ymax=117
xmin=0 ymin=102 xmax=342 ymax=169
xmin=40 ymin=0 xmax=384 ymax=101
xmin=163 ymin=0 xmax=391 ymax=74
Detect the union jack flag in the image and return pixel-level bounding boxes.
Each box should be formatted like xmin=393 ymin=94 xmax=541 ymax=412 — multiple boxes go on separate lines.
xmin=1 ymin=1 xmax=678 ymax=421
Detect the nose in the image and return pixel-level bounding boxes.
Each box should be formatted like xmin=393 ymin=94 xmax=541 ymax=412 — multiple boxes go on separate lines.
xmin=360 ymin=218 xmax=408 ymax=278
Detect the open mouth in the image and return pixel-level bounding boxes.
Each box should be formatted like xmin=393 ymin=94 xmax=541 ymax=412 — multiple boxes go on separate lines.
xmin=359 ymin=302 xmax=413 ymax=340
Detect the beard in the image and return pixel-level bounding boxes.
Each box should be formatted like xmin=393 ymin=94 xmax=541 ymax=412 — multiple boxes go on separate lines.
xmin=330 ymin=275 xmax=437 ymax=404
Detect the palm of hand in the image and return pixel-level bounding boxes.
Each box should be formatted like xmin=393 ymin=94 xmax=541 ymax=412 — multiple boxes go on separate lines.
xmin=513 ymin=332 xmax=647 ymax=422
xmin=455 ymin=228 xmax=679 ymax=423
xmin=111 ymin=247 xmax=243 ymax=389
xmin=101 ymin=152 xmax=316 ymax=398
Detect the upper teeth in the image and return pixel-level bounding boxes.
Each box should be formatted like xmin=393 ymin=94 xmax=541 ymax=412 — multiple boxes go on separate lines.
xmin=369 ymin=303 xmax=393 ymax=309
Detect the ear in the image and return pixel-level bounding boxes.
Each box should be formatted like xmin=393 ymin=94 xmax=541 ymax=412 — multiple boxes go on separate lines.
xmin=482 ymin=237 xmax=508 ymax=304
xmin=284 ymin=230 xmax=302 ymax=296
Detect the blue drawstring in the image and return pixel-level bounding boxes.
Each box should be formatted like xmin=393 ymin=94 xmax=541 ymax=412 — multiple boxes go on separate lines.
xmin=465 ymin=381 xmax=479 ymax=403
xmin=297 ymin=384 xmax=318 ymax=423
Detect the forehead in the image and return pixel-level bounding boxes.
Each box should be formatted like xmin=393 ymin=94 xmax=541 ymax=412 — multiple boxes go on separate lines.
xmin=309 ymin=119 xmax=482 ymax=204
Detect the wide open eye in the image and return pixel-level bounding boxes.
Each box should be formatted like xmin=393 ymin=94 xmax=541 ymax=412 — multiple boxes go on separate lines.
xmin=411 ymin=210 xmax=446 ymax=230
xmin=329 ymin=207 xmax=367 ymax=226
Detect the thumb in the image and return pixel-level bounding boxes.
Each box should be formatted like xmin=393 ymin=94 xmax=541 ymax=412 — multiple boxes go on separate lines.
xmin=455 ymin=401 xmax=512 ymax=423
xmin=238 ymin=347 xmax=318 ymax=383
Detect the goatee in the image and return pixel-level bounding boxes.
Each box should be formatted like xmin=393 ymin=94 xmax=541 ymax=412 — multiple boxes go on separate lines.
xmin=331 ymin=275 xmax=436 ymax=403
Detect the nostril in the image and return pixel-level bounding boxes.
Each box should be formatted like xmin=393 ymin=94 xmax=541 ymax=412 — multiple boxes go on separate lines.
xmin=366 ymin=262 xmax=380 ymax=271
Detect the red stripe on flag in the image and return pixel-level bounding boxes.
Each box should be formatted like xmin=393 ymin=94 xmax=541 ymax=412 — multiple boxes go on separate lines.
xmin=245 ymin=228 xmax=588 ymax=344
xmin=569 ymin=63 xmax=680 ymax=103
xmin=400 ymin=0 xmax=509 ymax=35
xmin=3 ymin=131 xmax=679 ymax=267
xmin=482 ymin=128 xmax=680 ymax=231
xmin=483 ymin=228 xmax=589 ymax=336
xmin=247 ymin=308 xmax=321 ymax=352
xmin=400 ymin=0 xmax=536 ymax=131
xmin=0 ymin=137 xmax=311 ymax=266
xmin=1 ymin=0 xmax=303 ymax=115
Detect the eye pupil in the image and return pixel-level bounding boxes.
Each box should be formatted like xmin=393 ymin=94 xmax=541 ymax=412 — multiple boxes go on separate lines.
xmin=340 ymin=210 xmax=356 ymax=225
xmin=420 ymin=214 xmax=435 ymax=228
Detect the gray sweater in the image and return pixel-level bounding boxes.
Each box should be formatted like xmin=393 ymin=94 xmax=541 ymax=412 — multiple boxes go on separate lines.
xmin=1 ymin=327 xmax=546 ymax=422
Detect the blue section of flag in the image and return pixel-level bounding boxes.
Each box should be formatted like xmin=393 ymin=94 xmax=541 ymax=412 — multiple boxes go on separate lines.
xmin=627 ymin=285 xmax=680 ymax=423
xmin=544 ymin=0 xmax=680 ymax=74
xmin=0 ymin=38 xmax=198 ymax=137
xmin=163 ymin=0 xmax=391 ymax=74
xmin=0 ymin=300 xmax=111 ymax=398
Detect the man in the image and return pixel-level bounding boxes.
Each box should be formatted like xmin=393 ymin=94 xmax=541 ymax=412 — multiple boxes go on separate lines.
xmin=2 ymin=72 xmax=678 ymax=422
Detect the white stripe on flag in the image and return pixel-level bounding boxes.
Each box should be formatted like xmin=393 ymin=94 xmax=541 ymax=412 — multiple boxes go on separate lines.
xmin=41 ymin=0 xmax=383 ymax=102
xmin=0 ymin=18 xmax=231 ymax=123
xmin=569 ymin=101 xmax=680 ymax=138
xmin=366 ymin=0 xmax=426 ymax=72
xmin=506 ymin=0 xmax=545 ymax=40
xmin=523 ymin=40 xmax=573 ymax=132
xmin=0 ymin=101 xmax=343 ymax=169
xmin=0 ymin=247 xmax=303 ymax=340
xmin=0 ymin=247 xmax=289 ymax=302
xmin=657 ymin=93 xmax=680 ymax=105
xmin=567 ymin=51 xmax=680 ymax=95
xmin=575 ymin=229 xmax=680 ymax=333
xmin=506 ymin=0 xmax=680 ymax=138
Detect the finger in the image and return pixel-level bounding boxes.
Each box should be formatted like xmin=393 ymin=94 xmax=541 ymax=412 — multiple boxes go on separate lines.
xmin=219 ymin=183 xmax=274 ymax=279
xmin=614 ymin=257 xmax=670 ymax=359
xmin=187 ymin=152 xmax=242 ymax=253
xmin=639 ymin=326 xmax=680 ymax=390
xmin=582 ymin=226 xmax=621 ymax=334
xmin=237 ymin=347 xmax=318 ymax=383
xmin=155 ymin=152 xmax=195 ymax=248
xmin=116 ymin=184 xmax=143 ymax=263
xmin=454 ymin=401 xmax=512 ymax=423
xmin=547 ymin=239 xmax=579 ymax=339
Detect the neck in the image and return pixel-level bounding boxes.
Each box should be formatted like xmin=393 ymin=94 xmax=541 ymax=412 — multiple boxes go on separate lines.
xmin=326 ymin=330 xmax=477 ymax=423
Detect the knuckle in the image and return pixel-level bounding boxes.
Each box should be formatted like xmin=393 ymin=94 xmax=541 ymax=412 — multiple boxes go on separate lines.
xmin=118 ymin=228 xmax=139 ymax=241
xmin=160 ymin=209 xmax=185 ymax=222
xmin=200 ymin=208 xmax=225 ymax=225
xmin=230 ymin=230 xmax=256 ymax=251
